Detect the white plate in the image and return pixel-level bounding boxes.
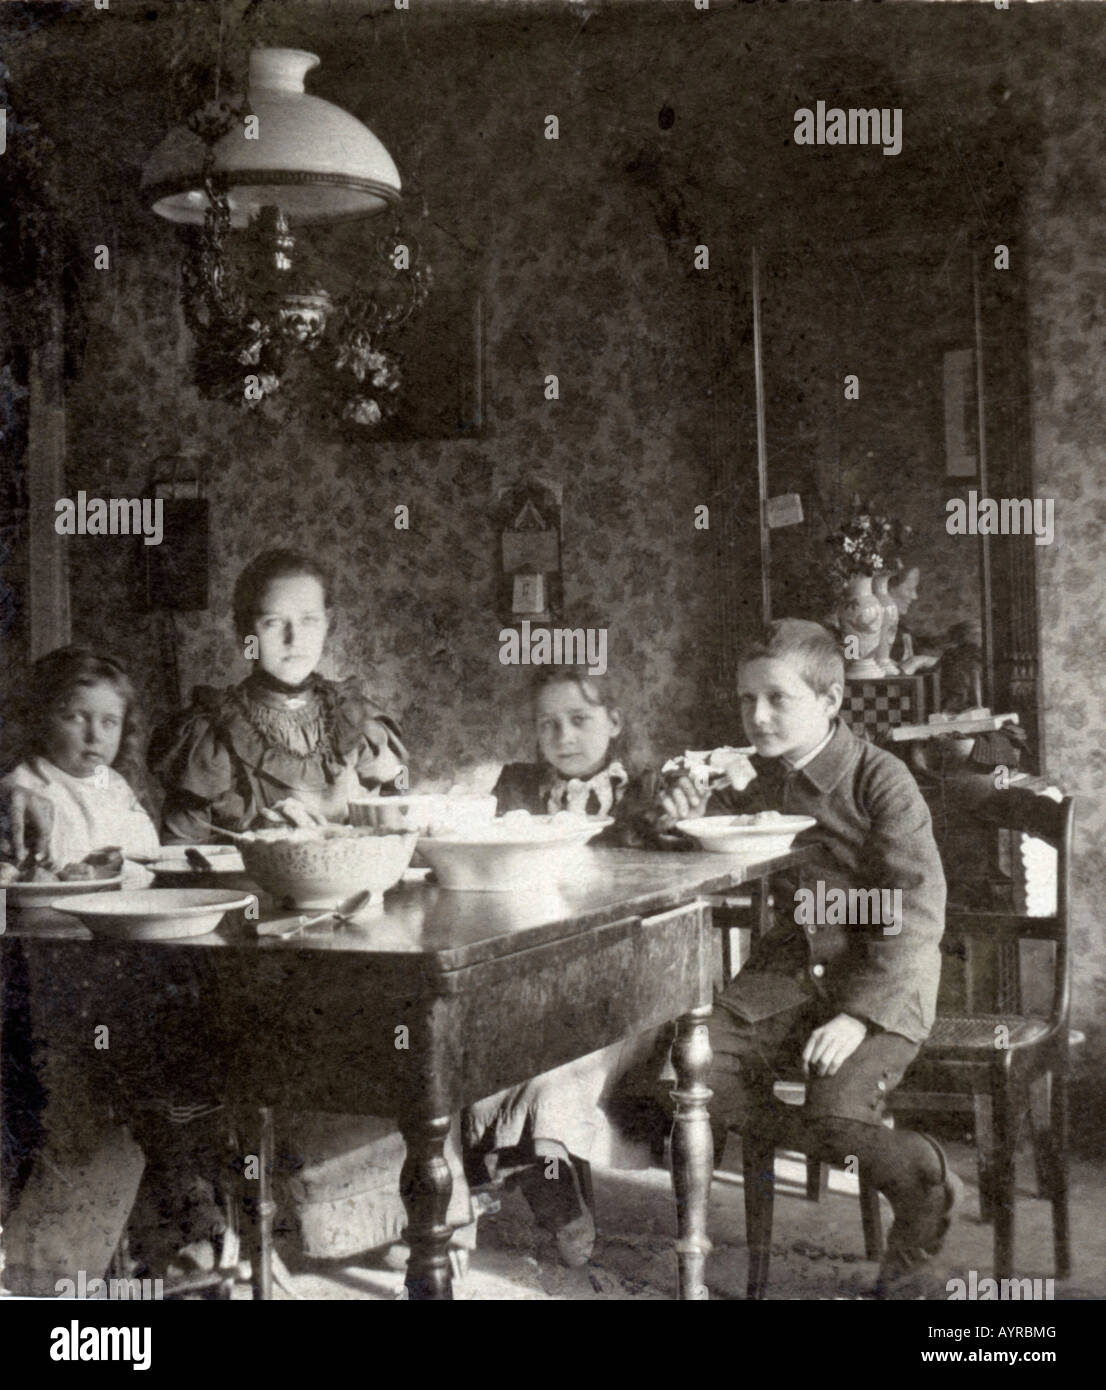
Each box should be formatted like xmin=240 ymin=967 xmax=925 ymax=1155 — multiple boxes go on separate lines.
xmin=349 ymin=793 xmax=498 ymax=837
xmin=50 ymin=888 xmax=256 ymax=940
xmin=416 ymin=817 xmax=612 ymax=892
xmin=422 ymin=814 xmax=613 ymax=848
xmin=6 ymin=874 xmax=123 ymax=902
xmin=157 ymin=843 xmax=240 ymax=859
xmin=150 ymin=846 xmax=246 ymax=875
xmin=675 ymin=814 xmax=817 ymax=856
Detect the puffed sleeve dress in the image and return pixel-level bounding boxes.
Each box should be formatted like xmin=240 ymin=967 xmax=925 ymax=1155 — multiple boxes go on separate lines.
xmin=151 ymin=673 xmax=407 ymax=842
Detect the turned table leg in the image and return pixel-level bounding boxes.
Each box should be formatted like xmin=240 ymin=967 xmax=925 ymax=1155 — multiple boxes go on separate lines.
xmin=239 ymin=1105 xmax=275 ymax=1301
xmin=399 ymin=1113 xmax=454 ymax=1301
xmin=671 ymin=1002 xmax=713 ymax=1300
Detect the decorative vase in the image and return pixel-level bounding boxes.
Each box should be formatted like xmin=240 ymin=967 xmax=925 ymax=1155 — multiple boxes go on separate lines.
xmin=872 ymin=572 xmax=901 ymax=675
xmin=837 ymin=574 xmax=885 ymax=678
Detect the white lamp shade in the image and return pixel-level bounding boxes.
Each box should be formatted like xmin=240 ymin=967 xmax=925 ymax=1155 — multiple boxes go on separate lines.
xmin=142 ymin=48 xmax=401 ymax=226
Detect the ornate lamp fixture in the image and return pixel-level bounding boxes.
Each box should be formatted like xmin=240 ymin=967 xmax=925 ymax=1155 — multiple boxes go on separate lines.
xmin=141 ymin=48 xmax=431 ymax=427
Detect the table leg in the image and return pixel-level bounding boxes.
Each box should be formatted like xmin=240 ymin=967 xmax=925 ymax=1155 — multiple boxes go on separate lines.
xmin=239 ymin=1104 xmax=276 ymax=1301
xmin=255 ymin=1106 xmax=276 ymax=1301
xmin=399 ymin=1113 xmax=454 ymax=1301
xmin=670 ymin=1002 xmax=713 ymax=1300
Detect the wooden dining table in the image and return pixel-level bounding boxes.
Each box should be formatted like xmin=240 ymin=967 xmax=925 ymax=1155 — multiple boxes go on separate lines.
xmin=2 ymin=844 xmax=813 ymax=1301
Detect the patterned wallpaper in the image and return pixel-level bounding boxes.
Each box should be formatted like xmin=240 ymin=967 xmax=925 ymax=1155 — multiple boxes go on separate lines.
xmin=41 ymin=9 xmax=729 ymax=793
xmin=1021 ymin=10 xmax=1106 ymax=1139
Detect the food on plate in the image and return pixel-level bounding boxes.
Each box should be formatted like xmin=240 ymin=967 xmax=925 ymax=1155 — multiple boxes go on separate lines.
xmin=234 ymin=824 xmax=392 ymax=845
xmin=1 ymin=845 xmax=124 ymax=884
xmin=726 ymin=811 xmax=785 ymax=827
xmin=661 ymin=747 xmax=758 ymax=794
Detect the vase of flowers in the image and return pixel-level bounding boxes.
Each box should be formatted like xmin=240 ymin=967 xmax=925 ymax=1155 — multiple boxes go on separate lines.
xmin=826 ymin=502 xmax=910 ymax=677
xmin=872 ymin=572 xmax=900 ymax=674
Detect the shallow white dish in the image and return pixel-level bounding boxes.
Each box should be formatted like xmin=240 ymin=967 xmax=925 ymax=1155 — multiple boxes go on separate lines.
xmin=349 ymin=793 xmax=498 ymax=838
xmin=150 ymin=845 xmax=251 ymax=888
xmin=234 ymin=825 xmax=418 ymax=909
xmin=6 ymin=874 xmax=123 ymax=902
xmin=416 ymin=815 xmax=612 ymax=892
xmin=51 ymin=888 xmax=255 ymax=940
xmin=151 ymin=845 xmax=245 ymax=869
xmin=675 ymin=814 xmax=817 ymax=857
xmin=154 ymin=843 xmax=240 ymax=862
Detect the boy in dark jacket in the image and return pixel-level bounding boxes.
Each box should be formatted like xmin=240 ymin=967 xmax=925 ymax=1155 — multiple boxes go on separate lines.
xmin=666 ymin=619 xmax=959 ymax=1298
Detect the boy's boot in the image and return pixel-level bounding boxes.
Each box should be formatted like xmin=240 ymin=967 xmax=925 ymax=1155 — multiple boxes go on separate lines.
xmin=516 ymin=1144 xmax=596 ymax=1268
xmin=877 ymin=1134 xmax=963 ymax=1300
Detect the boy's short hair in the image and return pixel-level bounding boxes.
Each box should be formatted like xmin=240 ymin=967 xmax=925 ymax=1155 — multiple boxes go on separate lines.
xmin=738 ymin=619 xmax=845 ymax=696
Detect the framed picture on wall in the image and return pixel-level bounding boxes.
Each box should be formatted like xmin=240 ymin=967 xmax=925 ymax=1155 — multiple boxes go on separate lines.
xmin=379 ymin=286 xmax=486 ymax=440
xmin=943 ymin=346 xmax=978 ymax=478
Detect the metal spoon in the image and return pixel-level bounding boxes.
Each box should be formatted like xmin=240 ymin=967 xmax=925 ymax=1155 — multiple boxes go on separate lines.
xmin=265 ymin=888 xmax=374 ymax=939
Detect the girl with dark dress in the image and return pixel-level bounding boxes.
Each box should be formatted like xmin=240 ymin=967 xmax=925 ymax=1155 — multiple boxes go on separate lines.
xmin=151 ymin=550 xmax=476 ymax=1273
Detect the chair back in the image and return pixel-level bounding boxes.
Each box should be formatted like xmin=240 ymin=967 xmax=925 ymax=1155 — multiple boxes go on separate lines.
xmin=938 ymin=788 xmax=1074 ymax=1024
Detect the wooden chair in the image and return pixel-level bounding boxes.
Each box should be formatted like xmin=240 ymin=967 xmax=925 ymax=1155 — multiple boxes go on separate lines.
xmin=883 ymin=787 xmax=1074 ymax=1282
xmin=739 ymin=1087 xmax=885 ymax=1300
xmin=712 ymin=878 xmax=884 ymax=1298
xmin=723 ymin=788 xmax=1074 ymax=1297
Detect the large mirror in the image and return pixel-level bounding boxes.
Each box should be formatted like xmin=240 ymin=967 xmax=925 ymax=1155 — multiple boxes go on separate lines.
xmin=736 ymin=227 xmax=1042 ymax=768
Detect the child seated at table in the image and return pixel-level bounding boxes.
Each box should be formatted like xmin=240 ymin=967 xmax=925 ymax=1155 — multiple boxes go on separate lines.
xmin=1 ymin=648 xmax=163 ymax=1292
xmin=664 ymin=619 xmax=958 ymax=1299
xmin=465 ymin=666 xmax=678 ymax=1265
xmin=1 ymin=647 xmax=160 ymax=878
xmin=151 ymin=548 xmax=475 ymax=1278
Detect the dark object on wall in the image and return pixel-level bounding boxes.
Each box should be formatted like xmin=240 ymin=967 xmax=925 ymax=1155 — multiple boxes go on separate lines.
xmin=377 ymin=286 xmax=485 ymax=440
xmin=140 ymin=493 xmax=209 ymax=613
xmin=495 ymin=475 xmax=562 ymax=626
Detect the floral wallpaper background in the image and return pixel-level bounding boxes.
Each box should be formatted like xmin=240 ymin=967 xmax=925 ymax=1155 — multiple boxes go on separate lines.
xmin=1021 ymin=8 xmax=1106 ymax=1142
xmin=5 ymin=1 xmax=1106 ymax=1135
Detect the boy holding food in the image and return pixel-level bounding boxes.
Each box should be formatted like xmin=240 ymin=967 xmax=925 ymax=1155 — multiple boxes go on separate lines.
xmin=663 ymin=619 xmax=958 ymax=1298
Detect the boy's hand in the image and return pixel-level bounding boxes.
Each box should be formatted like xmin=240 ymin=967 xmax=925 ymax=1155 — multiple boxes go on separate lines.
xmin=658 ymin=775 xmax=710 ymax=825
xmin=801 ymin=1014 xmax=867 ymax=1078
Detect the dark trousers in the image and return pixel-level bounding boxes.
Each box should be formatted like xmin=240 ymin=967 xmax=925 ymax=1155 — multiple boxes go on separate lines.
xmin=708 ymin=997 xmax=943 ymax=1223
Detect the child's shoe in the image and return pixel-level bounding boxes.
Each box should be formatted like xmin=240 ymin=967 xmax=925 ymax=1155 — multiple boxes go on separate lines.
xmin=516 ymin=1149 xmax=596 ymax=1268
xmin=877 ymin=1135 xmax=963 ymax=1300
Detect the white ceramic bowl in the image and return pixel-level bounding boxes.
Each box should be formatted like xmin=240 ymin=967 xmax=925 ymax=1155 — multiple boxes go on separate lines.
xmin=348 ymin=793 xmax=498 ymax=838
xmin=51 ymin=888 xmax=255 ymax=940
xmin=416 ymin=815 xmax=612 ymax=892
xmin=675 ymin=814 xmax=817 ymax=857
xmin=234 ymin=825 xmax=418 ymax=909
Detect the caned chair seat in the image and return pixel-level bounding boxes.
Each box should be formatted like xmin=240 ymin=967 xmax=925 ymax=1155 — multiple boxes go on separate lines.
xmin=926 ymin=1015 xmax=1049 ymax=1052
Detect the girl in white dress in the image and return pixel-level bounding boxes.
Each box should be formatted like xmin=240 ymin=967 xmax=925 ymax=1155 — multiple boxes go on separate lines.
xmin=2 ymin=647 xmax=160 ymax=877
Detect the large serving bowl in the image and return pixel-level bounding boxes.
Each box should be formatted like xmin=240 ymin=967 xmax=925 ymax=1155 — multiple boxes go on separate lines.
xmin=52 ymin=888 xmax=255 ymax=940
xmin=416 ymin=814 xmax=612 ymax=892
xmin=349 ymin=793 xmax=498 ymax=838
xmin=234 ymin=825 xmax=418 ymax=909
xmin=675 ymin=813 xmax=817 ymax=857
